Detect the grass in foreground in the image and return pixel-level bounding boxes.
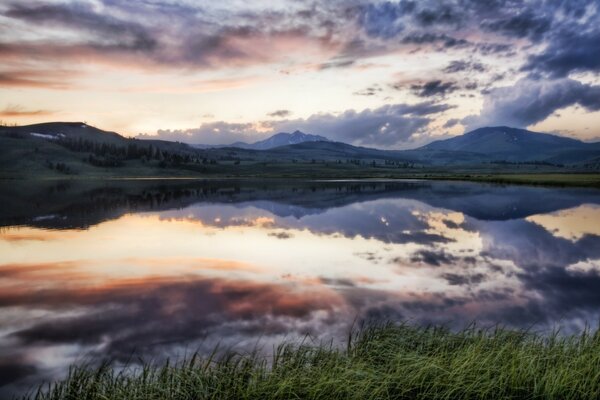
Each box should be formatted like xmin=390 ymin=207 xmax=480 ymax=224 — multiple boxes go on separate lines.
xmin=26 ymin=323 xmax=600 ymax=400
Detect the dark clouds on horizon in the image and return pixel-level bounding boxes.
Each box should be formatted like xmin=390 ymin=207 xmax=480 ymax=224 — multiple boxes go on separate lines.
xmin=139 ymin=101 xmax=455 ymax=147
xmin=1 ymin=0 xmax=599 ymax=146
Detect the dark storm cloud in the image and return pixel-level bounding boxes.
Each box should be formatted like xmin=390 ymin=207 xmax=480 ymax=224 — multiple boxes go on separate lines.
xmin=474 ymin=42 xmax=513 ymax=55
xmin=357 ymin=1 xmax=416 ymax=39
xmin=410 ymin=80 xmax=459 ymax=97
xmin=441 ymin=272 xmax=485 ymax=286
xmin=357 ymin=0 xmax=464 ymax=39
xmin=414 ymin=3 xmax=463 ymax=27
xmin=480 ymin=10 xmax=553 ymax=41
xmin=400 ymin=32 xmax=470 ymax=49
xmin=463 ymin=78 xmax=600 ymax=129
xmin=410 ymin=249 xmax=458 ymax=266
xmin=523 ymin=29 xmax=600 ymax=77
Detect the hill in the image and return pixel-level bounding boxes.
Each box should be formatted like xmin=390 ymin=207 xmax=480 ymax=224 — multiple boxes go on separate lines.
xmin=420 ymin=126 xmax=600 ymax=162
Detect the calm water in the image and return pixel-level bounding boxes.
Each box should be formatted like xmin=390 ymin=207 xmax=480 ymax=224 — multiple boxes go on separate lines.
xmin=1 ymin=179 xmax=599 ymax=396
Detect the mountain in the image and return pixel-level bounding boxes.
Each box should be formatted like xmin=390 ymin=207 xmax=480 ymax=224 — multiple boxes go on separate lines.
xmin=0 ymin=121 xmax=197 ymax=153
xmin=2 ymin=121 xmax=599 ymax=179
xmin=247 ymin=130 xmax=330 ymax=150
xmin=195 ymin=130 xmax=330 ymax=150
xmin=420 ymin=126 xmax=600 ymax=162
xmin=0 ymin=121 xmax=127 ymax=145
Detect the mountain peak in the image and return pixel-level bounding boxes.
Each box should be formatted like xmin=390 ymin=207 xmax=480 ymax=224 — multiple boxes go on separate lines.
xmin=229 ymin=130 xmax=330 ymax=150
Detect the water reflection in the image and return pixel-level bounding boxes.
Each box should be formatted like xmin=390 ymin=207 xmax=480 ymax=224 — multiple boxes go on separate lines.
xmin=0 ymin=180 xmax=599 ymax=396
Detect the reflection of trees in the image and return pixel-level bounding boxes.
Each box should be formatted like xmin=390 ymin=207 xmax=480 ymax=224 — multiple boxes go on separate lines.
xmin=3 ymin=180 xmax=599 ymax=230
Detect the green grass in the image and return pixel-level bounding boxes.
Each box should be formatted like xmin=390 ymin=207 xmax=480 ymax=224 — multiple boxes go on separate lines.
xmin=25 ymin=323 xmax=600 ymax=400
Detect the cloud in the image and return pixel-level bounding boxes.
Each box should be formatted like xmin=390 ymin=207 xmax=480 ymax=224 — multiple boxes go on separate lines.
xmin=480 ymin=10 xmax=552 ymax=42
xmin=353 ymin=85 xmax=383 ymax=96
xmin=400 ymin=32 xmax=470 ymax=49
xmin=414 ymin=3 xmax=462 ymax=27
xmin=267 ymin=109 xmax=292 ymax=118
xmin=443 ymin=118 xmax=460 ymax=128
xmin=143 ymin=101 xmax=453 ymax=148
xmin=7 ymin=274 xmax=343 ymax=358
xmin=5 ymin=2 xmax=157 ymax=52
xmin=138 ymin=121 xmax=263 ymax=145
xmin=523 ymin=29 xmax=600 ymax=78
xmin=318 ymin=59 xmax=355 ymax=69
xmin=0 ymin=69 xmax=74 ymax=90
xmin=0 ymin=1 xmax=343 ymax=73
xmin=357 ymin=1 xmax=415 ymax=39
xmin=443 ymin=60 xmax=486 ymax=74
xmin=408 ymin=80 xmax=459 ymax=97
xmin=0 ymin=105 xmax=54 ymax=117
xmin=463 ymin=78 xmax=600 ymax=130
xmin=410 ymin=249 xmax=459 ymax=267
xmin=274 ymin=106 xmax=434 ymax=147
xmin=1 ymin=0 xmax=599 ymax=143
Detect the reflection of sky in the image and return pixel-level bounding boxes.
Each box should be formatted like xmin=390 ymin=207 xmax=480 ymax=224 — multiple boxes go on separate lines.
xmin=1 ymin=192 xmax=600 ymax=395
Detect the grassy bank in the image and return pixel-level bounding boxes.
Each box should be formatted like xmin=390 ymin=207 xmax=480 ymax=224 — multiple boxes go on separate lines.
xmin=26 ymin=323 xmax=600 ymax=400
xmin=2 ymin=171 xmax=600 ymax=188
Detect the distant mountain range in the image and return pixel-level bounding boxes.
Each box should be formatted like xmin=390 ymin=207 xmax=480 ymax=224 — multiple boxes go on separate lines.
xmin=190 ymin=125 xmax=600 ymax=164
xmin=195 ymin=130 xmax=330 ymax=150
xmin=1 ymin=122 xmax=599 ymax=179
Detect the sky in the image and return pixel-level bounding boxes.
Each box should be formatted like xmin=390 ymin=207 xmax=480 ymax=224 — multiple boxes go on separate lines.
xmin=0 ymin=0 xmax=599 ymax=149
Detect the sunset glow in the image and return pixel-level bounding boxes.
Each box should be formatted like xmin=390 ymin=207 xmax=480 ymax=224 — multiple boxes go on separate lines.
xmin=1 ymin=1 xmax=599 ymax=147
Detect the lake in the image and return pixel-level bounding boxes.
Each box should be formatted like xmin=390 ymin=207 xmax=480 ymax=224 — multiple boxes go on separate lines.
xmin=1 ymin=179 xmax=599 ymax=396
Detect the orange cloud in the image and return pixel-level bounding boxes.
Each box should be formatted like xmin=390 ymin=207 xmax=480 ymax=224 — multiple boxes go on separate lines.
xmin=0 ymin=69 xmax=75 ymax=90
xmin=0 ymin=105 xmax=54 ymax=118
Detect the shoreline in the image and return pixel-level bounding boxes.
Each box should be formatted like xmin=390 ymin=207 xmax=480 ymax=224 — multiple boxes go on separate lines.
xmin=23 ymin=323 xmax=600 ymax=400
xmin=2 ymin=173 xmax=600 ymax=188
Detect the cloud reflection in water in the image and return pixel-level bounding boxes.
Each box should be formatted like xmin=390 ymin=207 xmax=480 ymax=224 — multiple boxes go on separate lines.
xmin=0 ymin=182 xmax=599 ymax=395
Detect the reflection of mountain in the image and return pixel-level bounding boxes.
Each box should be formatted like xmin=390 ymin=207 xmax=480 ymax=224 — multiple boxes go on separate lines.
xmin=2 ymin=180 xmax=599 ymax=230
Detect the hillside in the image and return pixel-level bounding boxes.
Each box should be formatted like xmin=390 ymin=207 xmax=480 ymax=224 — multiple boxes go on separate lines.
xmin=421 ymin=126 xmax=600 ymax=162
